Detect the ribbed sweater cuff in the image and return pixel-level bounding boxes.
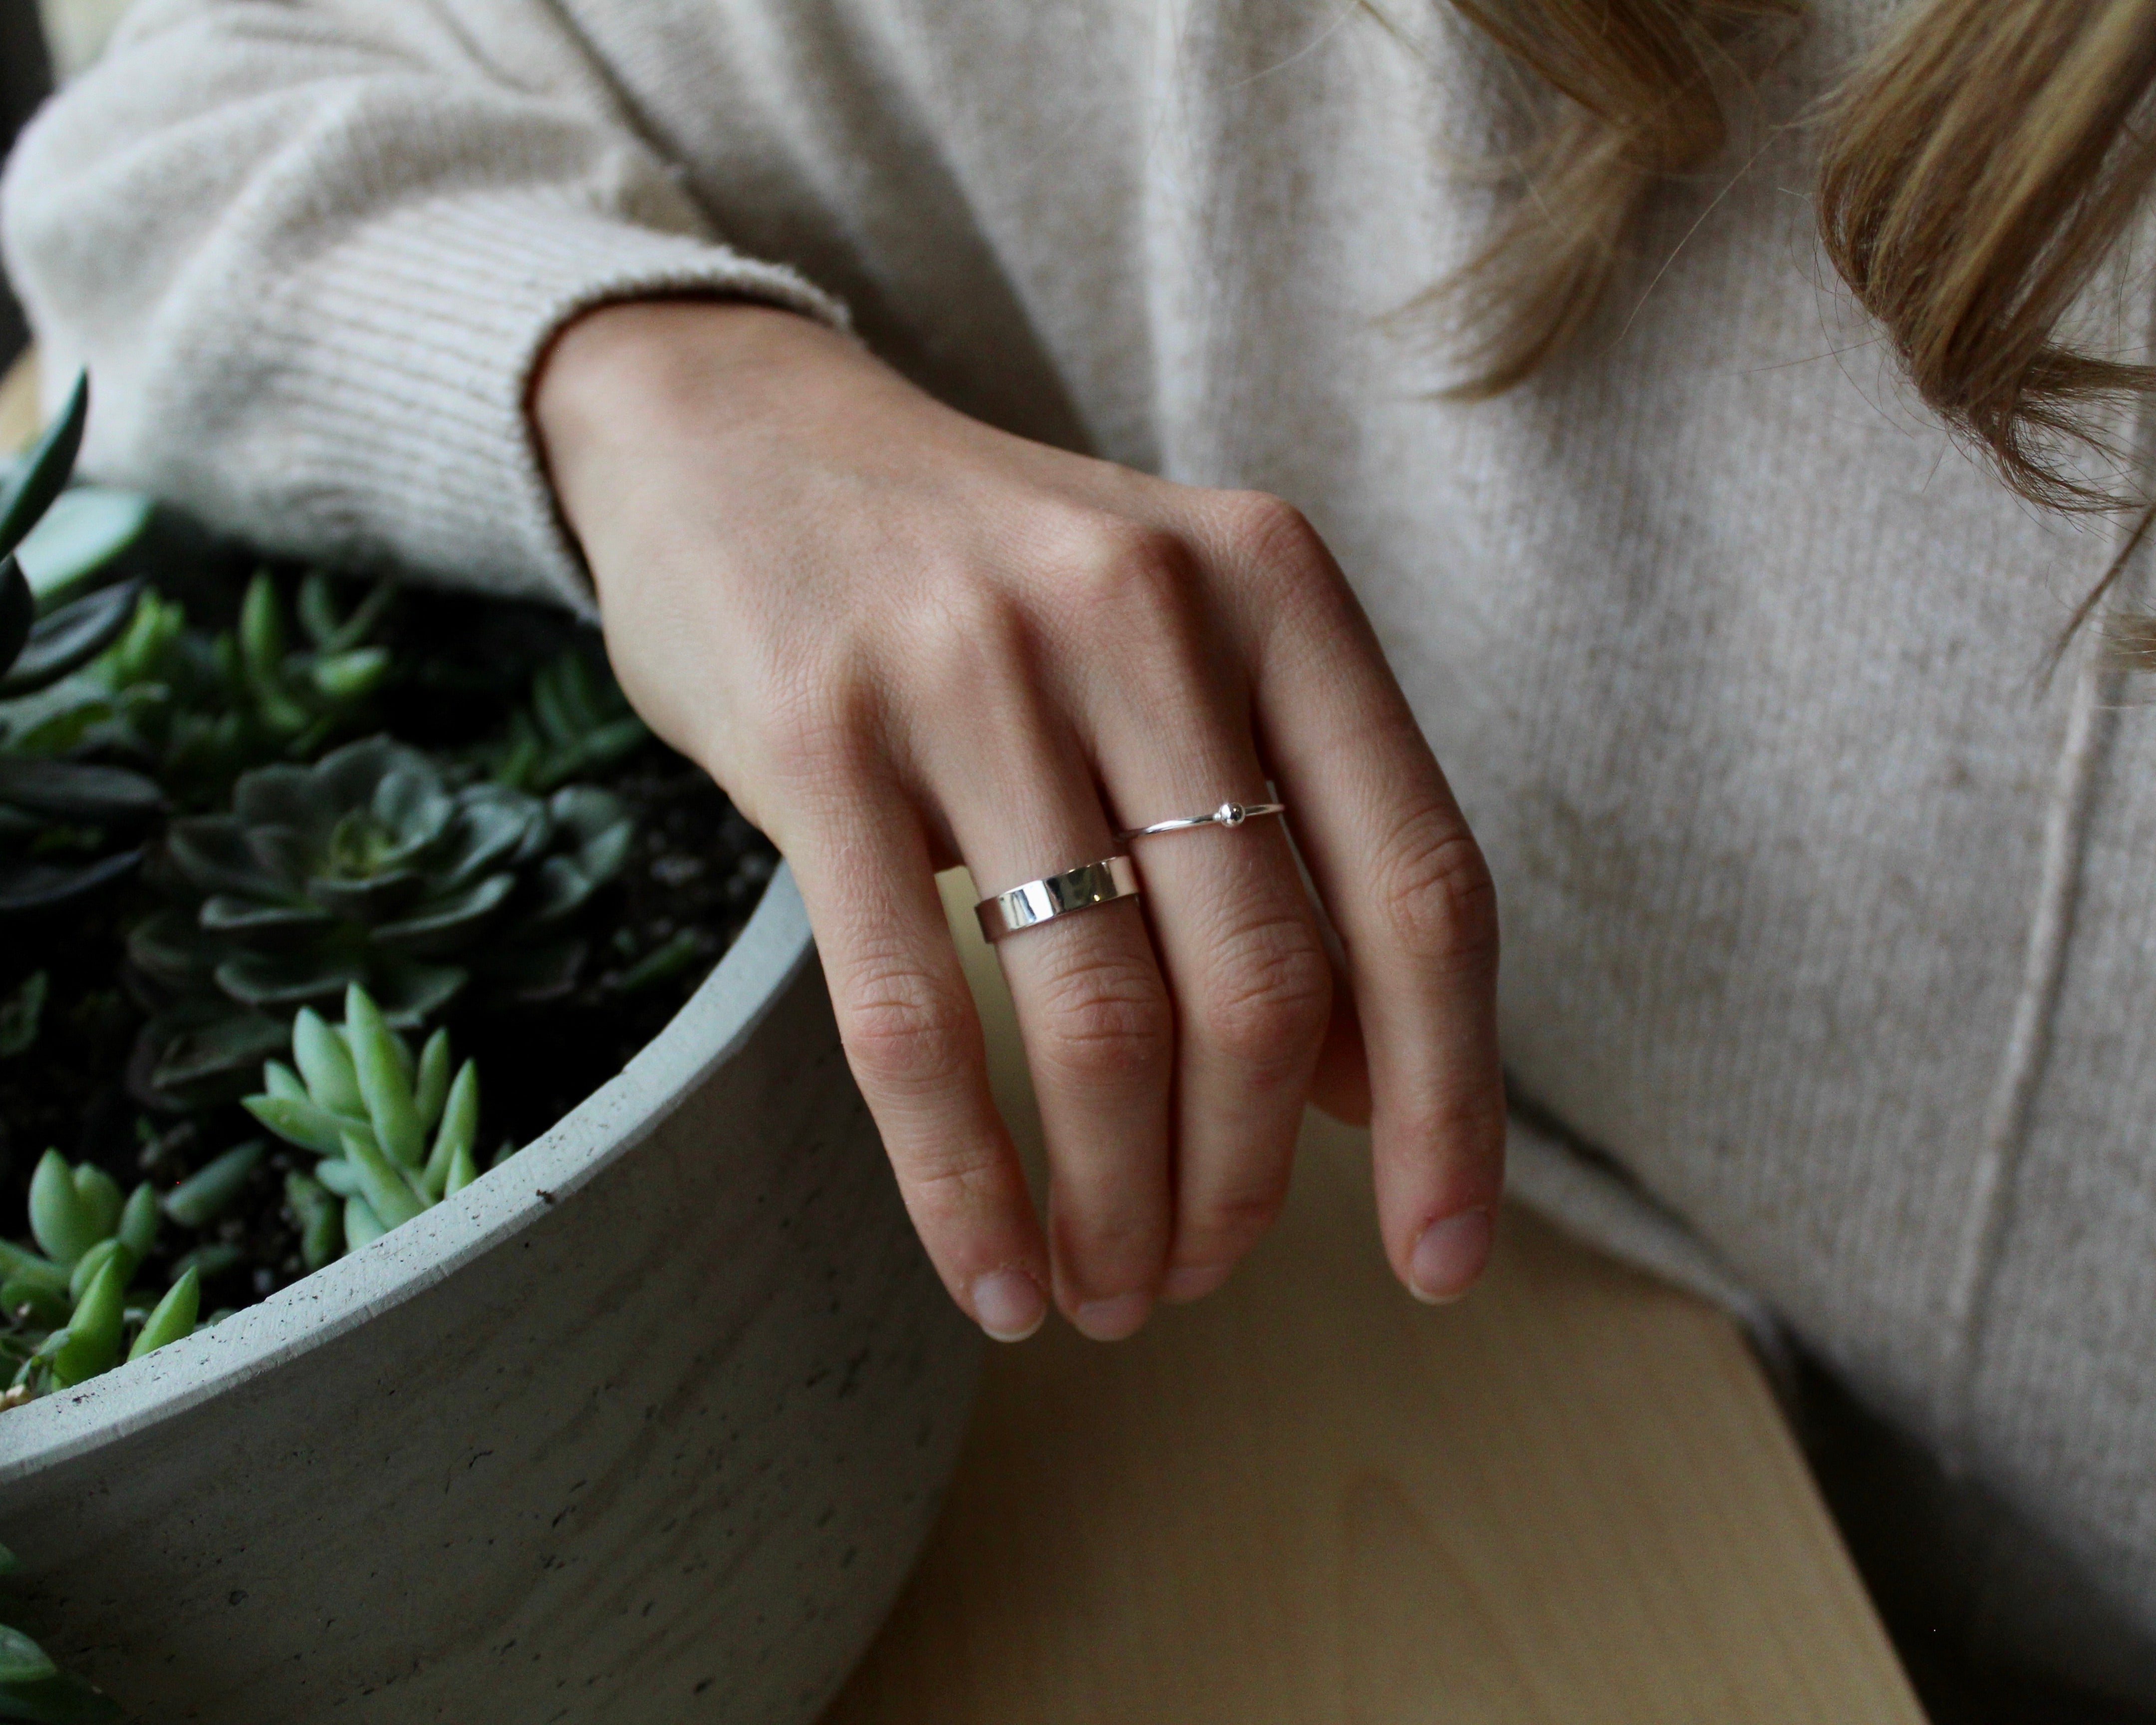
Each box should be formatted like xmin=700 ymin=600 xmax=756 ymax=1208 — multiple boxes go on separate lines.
xmin=276 ymin=195 xmax=849 ymax=616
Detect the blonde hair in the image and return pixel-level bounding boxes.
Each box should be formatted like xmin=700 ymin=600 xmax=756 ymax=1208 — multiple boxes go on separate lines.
xmin=1442 ymin=0 xmax=2156 ymax=522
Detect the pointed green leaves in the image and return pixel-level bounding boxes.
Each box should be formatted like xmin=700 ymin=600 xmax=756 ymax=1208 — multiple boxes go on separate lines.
xmin=160 ymin=1142 xmax=262 ymax=1230
xmin=421 ymin=1061 xmax=478 ymax=1199
xmin=344 ymin=986 xmax=423 ymax=1168
xmin=342 ymin=1194 xmax=386 ymax=1252
xmin=49 ymin=1252 xmax=128 ymax=1387
xmin=0 ymin=1626 xmax=56 ymax=1687
xmin=115 ymin=1184 xmax=158 ymax=1262
xmin=26 ymin=1155 xmax=97 ymax=1268
xmin=0 ymin=373 xmax=87 ymax=566
xmin=128 ymin=1267 xmax=200 ymax=1361
xmin=65 ymin=1240 xmax=132 ymax=1308
xmin=414 ymin=1029 xmax=451 ymax=1134
xmin=291 ymin=1006 xmax=362 ymax=1116
xmin=0 ymin=581 xmax=144 ymax=699
xmin=338 ymin=1127 xmax=425 ymax=1231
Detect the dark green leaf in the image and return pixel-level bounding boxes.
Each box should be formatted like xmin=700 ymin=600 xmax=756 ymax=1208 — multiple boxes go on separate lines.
xmin=370 ymin=766 xmax=453 ymax=849
xmin=0 ymin=757 xmax=161 ymax=823
xmin=229 ymin=761 xmax=325 ymax=835
xmin=0 ymin=854 xmax=140 ymax=915
xmin=0 ymin=581 xmax=140 ymax=698
xmin=164 ymin=818 xmax=292 ymax=898
xmin=144 ymin=1009 xmax=290 ymax=1104
xmin=436 ymin=789 xmax=543 ymax=885
xmin=0 ymin=559 xmax=29 ymax=675
xmin=0 ymin=372 xmax=88 ymax=564
xmin=213 ymin=950 xmax=363 ymax=1009
xmin=125 ymin=909 xmax=218 ymax=989
xmin=198 ymin=894 xmax=336 ymax=946
xmin=301 ymin=865 xmax=426 ymax=921
xmin=524 ymin=855 xmax=596 ymax=925
xmin=0 ymin=1628 xmax=55 ymax=1687
xmin=364 ymin=958 xmax=467 ymax=1026
xmin=369 ymin=870 xmax=514 ymax=950
xmin=12 ymin=487 xmax=153 ymax=607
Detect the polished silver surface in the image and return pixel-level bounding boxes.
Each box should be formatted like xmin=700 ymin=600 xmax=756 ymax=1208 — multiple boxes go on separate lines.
xmin=1117 ymin=800 xmax=1287 ymax=843
xmin=975 ymin=854 xmax=1141 ymax=942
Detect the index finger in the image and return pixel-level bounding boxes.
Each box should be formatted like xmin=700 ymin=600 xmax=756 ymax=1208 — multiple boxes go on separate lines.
xmin=1204 ymin=495 xmax=1505 ymax=1302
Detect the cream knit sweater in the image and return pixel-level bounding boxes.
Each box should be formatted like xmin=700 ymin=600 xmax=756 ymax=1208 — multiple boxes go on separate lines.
xmin=4 ymin=0 xmax=2153 ymax=1704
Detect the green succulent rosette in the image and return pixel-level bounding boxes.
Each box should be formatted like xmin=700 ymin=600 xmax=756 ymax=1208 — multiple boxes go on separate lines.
xmin=130 ymin=734 xmax=633 ymax=1102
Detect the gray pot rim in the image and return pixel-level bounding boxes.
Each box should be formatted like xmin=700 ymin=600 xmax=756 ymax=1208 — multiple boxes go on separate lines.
xmin=0 ymin=864 xmax=819 ymax=1482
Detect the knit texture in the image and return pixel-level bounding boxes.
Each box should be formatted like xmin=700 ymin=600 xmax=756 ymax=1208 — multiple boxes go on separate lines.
xmin=5 ymin=0 xmax=2153 ymax=1702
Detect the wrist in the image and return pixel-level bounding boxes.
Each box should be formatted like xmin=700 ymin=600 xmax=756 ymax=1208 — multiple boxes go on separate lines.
xmin=532 ymin=298 xmax=853 ymax=527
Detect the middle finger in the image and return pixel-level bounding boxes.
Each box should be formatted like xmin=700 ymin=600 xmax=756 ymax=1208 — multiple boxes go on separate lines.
xmin=920 ymin=675 xmax=1176 ymax=1340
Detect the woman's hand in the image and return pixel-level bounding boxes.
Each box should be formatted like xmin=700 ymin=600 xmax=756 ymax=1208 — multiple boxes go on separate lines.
xmin=534 ymin=300 xmax=1503 ymax=1343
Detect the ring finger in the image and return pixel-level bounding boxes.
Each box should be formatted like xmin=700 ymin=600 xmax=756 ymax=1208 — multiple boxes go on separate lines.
xmin=1089 ymin=661 xmax=1332 ymax=1305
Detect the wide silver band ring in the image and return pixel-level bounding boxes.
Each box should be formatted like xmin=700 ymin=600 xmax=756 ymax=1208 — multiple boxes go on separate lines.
xmin=1116 ymin=800 xmax=1286 ymax=844
xmin=975 ymin=855 xmax=1142 ymax=943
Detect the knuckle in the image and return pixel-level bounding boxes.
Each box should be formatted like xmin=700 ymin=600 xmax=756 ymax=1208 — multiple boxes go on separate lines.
xmin=1374 ymin=807 xmax=1500 ymax=975
xmin=1196 ymin=913 xmax=1333 ymax=1080
xmin=1217 ymin=489 xmax=1325 ymax=572
xmin=919 ymin=580 xmax=1030 ymax=686
xmin=838 ymin=954 xmax=977 ymax=1096
xmin=1185 ymin=1167 xmax=1293 ymax=1256
xmin=1030 ymin=948 xmax=1173 ymax=1090
xmin=1057 ymin=1193 xmax=1167 ymax=1261
xmin=1059 ymin=515 xmax=1198 ymax=618
xmin=753 ymin=663 xmax=878 ymax=795
xmin=892 ymin=1137 xmax=1010 ymax=1222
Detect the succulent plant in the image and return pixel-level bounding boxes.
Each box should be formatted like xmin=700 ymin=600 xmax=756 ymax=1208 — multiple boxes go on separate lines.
xmin=244 ymin=986 xmax=505 ymax=1265
xmin=0 ymin=376 xmax=163 ymax=913
xmin=479 ymin=647 xmax=647 ymax=794
xmin=0 ymin=1143 xmax=252 ymax=1406
xmin=6 ymin=567 xmax=394 ymax=812
xmin=130 ymin=735 xmax=633 ymax=1100
xmin=0 ymin=1541 xmax=124 ymax=1724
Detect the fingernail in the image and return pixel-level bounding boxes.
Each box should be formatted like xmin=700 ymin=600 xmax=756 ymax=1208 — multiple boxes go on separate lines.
xmin=1160 ymin=1263 xmax=1232 ymax=1304
xmin=1072 ymin=1291 xmax=1152 ymax=1342
xmin=1409 ymin=1208 xmax=1493 ymax=1304
xmin=971 ymin=1270 xmax=1046 ymax=1342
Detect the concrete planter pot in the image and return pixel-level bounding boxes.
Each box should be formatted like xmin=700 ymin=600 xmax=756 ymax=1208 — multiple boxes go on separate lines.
xmin=0 ymin=868 xmax=980 ymax=1723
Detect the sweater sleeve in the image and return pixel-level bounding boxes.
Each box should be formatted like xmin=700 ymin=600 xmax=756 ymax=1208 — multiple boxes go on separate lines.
xmin=0 ymin=0 xmax=848 ymax=615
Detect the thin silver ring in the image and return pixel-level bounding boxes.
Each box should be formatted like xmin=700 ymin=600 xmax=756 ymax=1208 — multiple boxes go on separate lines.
xmin=1116 ymin=801 xmax=1286 ymax=844
xmin=975 ymin=855 xmax=1141 ymax=943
